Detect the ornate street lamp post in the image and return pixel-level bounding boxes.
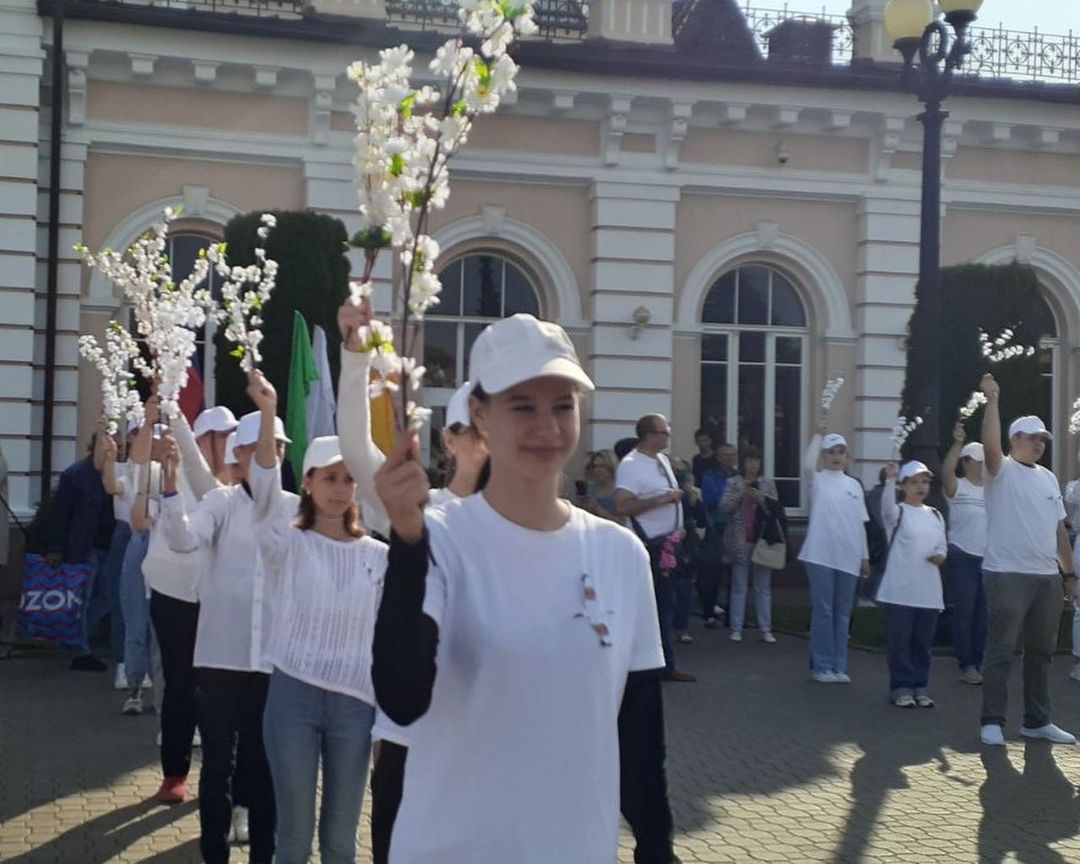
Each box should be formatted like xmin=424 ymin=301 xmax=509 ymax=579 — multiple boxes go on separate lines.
xmin=885 ymin=0 xmax=982 ymax=475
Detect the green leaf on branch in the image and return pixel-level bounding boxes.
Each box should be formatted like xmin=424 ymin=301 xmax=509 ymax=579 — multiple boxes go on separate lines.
xmin=230 ymin=346 xmax=246 ymax=359
xmin=408 ymin=190 xmax=429 ymax=208
xmin=348 ymin=228 xmax=393 ymax=251
xmin=390 ymin=153 xmax=405 ymax=177
xmin=475 ymin=56 xmax=492 ymax=86
xmin=452 ymin=100 xmax=468 ymax=118
xmin=399 ymin=92 xmax=417 ymax=120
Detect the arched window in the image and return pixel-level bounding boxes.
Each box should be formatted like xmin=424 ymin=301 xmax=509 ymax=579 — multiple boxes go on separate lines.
xmin=700 ymin=264 xmax=808 ymax=508
xmin=421 ymin=251 xmax=541 ymax=470
xmin=126 ymin=230 xmax=221 ymax=406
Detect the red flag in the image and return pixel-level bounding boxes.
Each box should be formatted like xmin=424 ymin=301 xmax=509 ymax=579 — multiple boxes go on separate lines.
xmin=178 ymin=351 xmax=205 ymax=424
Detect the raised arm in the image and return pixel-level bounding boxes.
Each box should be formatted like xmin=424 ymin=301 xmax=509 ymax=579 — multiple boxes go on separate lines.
xmin=246 ymin=371 xmax=291 ymax=570
xmin=942 ymin=422 xmax=965 ymax=499
xmin=881 ymin=465 xmax=899 ymax=535
xmin=980 ymin=374 xmax=1003 ymax=477
xmin=337 ymin=299 xmax=391 ymax=537
xmin=172 ymin=411 xmax=218 ymax=501
xmin=159 ymin=431 xmax=224 ymax=553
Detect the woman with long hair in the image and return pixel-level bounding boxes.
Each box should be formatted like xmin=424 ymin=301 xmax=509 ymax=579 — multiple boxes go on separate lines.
xmin=246 ymin=371 xmax=387 ymax=864
xmin=373 ymin=314 xmax=678 ymax=863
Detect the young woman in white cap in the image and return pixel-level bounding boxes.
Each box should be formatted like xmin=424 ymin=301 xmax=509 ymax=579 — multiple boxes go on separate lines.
xmin=978 ymin=373 xmax=1076 ymax=747
xmin=373 ymin=313 xmax=678 ymax=864
xmin=877 ymin=460 xmax=947 ymax=708
xmin=941 ymin=422 xmax=988 ymax=685
xmin=158 ymin=409 xmax=294 ymax=864
xmin=193 ymin=405 xmax=239 ymax=485
xmin=335 ymin=298 xmax=490 ymax=864
xmin=246 ymin=371 xmax=388 ymax=864
xmin=799 ymin=417 xmax=870 ymax=683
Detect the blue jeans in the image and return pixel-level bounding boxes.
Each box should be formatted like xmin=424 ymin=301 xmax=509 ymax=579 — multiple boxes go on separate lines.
xmin=730 ymin=558 xmax=772 ymax=633
xmin=99 ymin=522 xmax=131 ymax=663
xmin=883 ymin=603 xmax=939 ymax=698
xmin=120 ymin=530 xmax=152 ymax=689
xmin=77 ymin=548 xmax=109 ymax=655
xmin=672 ymin=573 xmax=693 ymax=633
xmin=263 ymin=670 xmax=374 ymax=864
xmin=806 ymin=563 xmax=858 ymax=675
xmin=945 ymin=544 xmax=987 ymax=670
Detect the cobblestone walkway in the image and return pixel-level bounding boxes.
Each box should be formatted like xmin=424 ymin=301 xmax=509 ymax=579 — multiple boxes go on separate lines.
xmin=5 ymin=623 xmax=1080 ymax=862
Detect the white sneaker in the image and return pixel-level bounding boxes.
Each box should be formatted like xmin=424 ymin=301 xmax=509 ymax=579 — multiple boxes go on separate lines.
xmin=713 ymin=605 xmax=725 ymax=616
xmin=833 ymin=672 xmax=852 ymax=684
xmin=1020 ymin=724 xmax=1077 ymax=744
xmin=729 ymin=630 xmax=743 ymax=642
xmin=762 ymin=631 xmax=777 ymax=643
xmin=231 ymin=806 xmax=249 ymax=845
xmin=893 ymin=694 xmax=916 ymax=708
xmin=811 ymin=671 xmax=838 ymax=683
xmin=677 ymin=633 xmax=694 ymax=644
xmin=981 ymin=724 xmax=1006 ymax=746
xmin=1070 ymin=665 xmax=1080 ymax=682
xmin=114 ymin=663 xmax=128 ymax=690
xmin=122 ymin=692 xmax=143 ymax=716
xmin=142 ymin=674 xmax=153 ymax=689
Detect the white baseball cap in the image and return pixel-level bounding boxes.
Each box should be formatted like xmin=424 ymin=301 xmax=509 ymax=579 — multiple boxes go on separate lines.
xmin=1008 ymin=416 xmax=1052 ymax=440
xmin=960 ymin=442 xmax=985 ymax=462
xmin=899 ymin=460 xmax=934 ymax=482
xmin=234 ymin=411 xmax=291 ymax=448
xmin=223 ymin=431 xmax=238 ymax=465
xmin=821 ymin=433 xmax=848 ymax=451
xmin=469 ymin=314 xmax=594 ymax=396
xmin=445 ymin=381 xmax=474 ymax=429
xmin=302 ymin=435 xmax=345 ymax=476
xmin=193 ymin=406 xmax=238 ymax=439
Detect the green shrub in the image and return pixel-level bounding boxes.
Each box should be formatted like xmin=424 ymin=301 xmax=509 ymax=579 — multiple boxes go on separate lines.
xmin=214 ymin=211 xmax=350 ymax=419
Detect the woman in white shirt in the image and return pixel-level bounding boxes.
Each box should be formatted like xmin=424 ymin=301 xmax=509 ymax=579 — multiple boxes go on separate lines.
xmin=372 ymin=314 xmax=677 ymax=864
xmin=160 ymin=411 xmax=294 ymax=864
xmin=878 ymin=461 xmax=947 ymax=708
xmin=941 ymin=422 xmax=988 ymax=685
xmin=798 ymin=418 xmax=870 ymax=684
xmin=247 ymin=372 xmax=388 ymax=864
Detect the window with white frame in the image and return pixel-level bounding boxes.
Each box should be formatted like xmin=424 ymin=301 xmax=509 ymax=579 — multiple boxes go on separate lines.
xmin=421 ymin=251 xmax=541 ymax=471
xmin=699 ymin=264 xmax=808 ymax=509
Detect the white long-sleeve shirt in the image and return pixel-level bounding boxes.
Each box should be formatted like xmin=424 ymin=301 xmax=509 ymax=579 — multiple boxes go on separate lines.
xmin=161 ymin=481 xmax=299 ymax=673
xmin=338 ymin=348 xmax=392 ymax=537
xmin=250 ymin=460 xmax=388 ymax=703
xmin=876 ymin=479 xmax=947 ymax=610
xmin=797 ymin=435 xmax=869 ymax=575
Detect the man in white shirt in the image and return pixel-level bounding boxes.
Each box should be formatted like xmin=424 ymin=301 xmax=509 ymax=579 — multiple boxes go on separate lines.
xmin=615 ymin=414 xmax=695 ymax=683
xmin=979 ymin=374 xmax=1077 ymax=747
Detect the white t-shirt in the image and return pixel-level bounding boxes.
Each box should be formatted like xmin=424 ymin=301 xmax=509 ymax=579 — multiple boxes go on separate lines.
xmin=946 ymin=477 xmax=986 ymax=557
xmin=615 ymin=449 xmax=682 ymax=540
xmin=798 ymin=469 xmax=869 ymax=576
xmin=390 ymin=495 xmax=664 ymax=864
xmin=112 ymin=462 xmax=134 ymax=524
xmin=140 ymin=464 xmax=209 ymax=604
xmin=984 ymin=456 xmax=1066 ymax=576
xmin=876 ymin=486 xmax=947 ymax=610
xmin=161 ymin=483 xmax=299 ymax=673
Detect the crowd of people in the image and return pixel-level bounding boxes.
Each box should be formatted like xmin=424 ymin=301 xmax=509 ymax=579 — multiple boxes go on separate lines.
xmin=29 ymin=297 xmax=1080 ymax=861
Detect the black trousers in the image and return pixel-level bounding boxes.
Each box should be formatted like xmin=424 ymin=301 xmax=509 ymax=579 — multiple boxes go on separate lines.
xmin=195 ymin=668 xmax=275 ymax=864
xmin=149 ymin=590 xmax=199 ymax=778
xmin=370 ymin=742 xmax=408 ymax=864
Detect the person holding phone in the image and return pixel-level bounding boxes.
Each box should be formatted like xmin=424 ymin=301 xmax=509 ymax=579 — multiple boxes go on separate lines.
xmin=576 ymin=450 xmax=623 ymax=525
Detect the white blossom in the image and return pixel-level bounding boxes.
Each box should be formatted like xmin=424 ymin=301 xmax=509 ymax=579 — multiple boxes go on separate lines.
xmin=820 ymin=376 xmax=844 ymax=412
xmin=979 ymin=324 xmax=1036 ymax=365
xmin=958 ymin=390 xmax=988 ymax=420
xmin=889 ymin=415 xmax=923 ymax=456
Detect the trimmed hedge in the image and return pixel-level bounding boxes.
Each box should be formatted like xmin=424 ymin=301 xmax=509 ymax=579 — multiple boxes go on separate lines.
xmin=214 ymin=211 xmax=350 ymax=420
xmin=900 ymin=262 xmax=1051 ymax=457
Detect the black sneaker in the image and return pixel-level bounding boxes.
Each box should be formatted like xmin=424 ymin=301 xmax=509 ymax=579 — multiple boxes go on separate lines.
xmin=71 ymin=654 xmax=108 ymax=672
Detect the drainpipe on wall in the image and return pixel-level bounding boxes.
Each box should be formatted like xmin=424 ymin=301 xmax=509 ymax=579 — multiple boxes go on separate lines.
xmin=42 ymin=1 xmax=64 ymax=502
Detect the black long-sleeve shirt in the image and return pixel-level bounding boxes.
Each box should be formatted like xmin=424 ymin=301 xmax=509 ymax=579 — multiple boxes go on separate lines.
xmin=372 ymin=530 xmax=678 ymax=864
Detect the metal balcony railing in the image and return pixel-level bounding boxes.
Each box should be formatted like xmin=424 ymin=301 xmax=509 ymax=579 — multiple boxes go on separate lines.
xmin=384 ymin=0 xmax=588 ymax=40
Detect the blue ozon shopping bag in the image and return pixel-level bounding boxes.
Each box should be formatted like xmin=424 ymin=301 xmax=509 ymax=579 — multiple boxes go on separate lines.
xmin=17 ymin=553 xmax=91 ymax=647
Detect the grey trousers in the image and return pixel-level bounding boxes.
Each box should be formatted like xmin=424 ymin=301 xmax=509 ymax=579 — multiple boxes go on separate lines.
xmin=981 ymin=570 xmax=1063 ymax=729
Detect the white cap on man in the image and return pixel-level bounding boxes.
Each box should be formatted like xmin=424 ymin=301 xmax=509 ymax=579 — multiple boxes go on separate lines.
xmin=821 ymin=433 xmax=847 ymax=451
xmin=234 ymin=411 xmax=291 ymax=448
xmin=302 ymin=435 xmax=344 ymax=477
xmin=1008 ymin=416 xmax=1053 ymax=440
xmin=193 ymin=406 xmax=238 ymax=439
xmin=469 ymin=314 xmax=594 ymax=396
xmin=223 ymin=431 xmax=238 ymax=466
xmin=899 ymin=460 xmax=934 ymax=482
xmin=960 ymin=442 xmax=985 ymax=462
xmin=445 ymin=381 xmax=474 ymax=429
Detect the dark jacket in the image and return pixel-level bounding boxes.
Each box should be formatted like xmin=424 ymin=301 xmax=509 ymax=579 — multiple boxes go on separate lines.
xmin=48 ymin=457 xmax=115 ymax=564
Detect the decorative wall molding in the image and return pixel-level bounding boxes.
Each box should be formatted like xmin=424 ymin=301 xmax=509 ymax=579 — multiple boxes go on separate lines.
xmin=604 ymin=94 xmax=632 ymax=167
xmin=664 ymin=101 xmax=693 ymax=171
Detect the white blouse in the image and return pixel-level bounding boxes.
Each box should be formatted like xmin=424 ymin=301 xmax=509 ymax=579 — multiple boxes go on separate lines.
xmin=797 ymin=435 xmax=869 ymax=575
xmin=945 ymin=477 xmax=986 ymax=557
xmin=161 ymin=482 xmax=299 ymax=673
xmin=250 ymin=460 xmax=388 ymax=704
xmin=876 ymin=480 xmax=947 ymax=610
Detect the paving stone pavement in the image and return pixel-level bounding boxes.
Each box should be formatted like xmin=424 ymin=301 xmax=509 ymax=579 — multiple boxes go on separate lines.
xmin=5 ymin=623 xmax=1080 ymax=863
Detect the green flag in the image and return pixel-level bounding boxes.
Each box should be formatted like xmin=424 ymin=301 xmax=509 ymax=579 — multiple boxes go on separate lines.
xmin=286 ymin=311 xmax=319 ymax=478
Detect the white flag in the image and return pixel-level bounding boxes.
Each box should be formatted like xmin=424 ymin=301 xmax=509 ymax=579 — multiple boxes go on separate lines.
xmin=306 ymin=325 xmax=337 ymax=438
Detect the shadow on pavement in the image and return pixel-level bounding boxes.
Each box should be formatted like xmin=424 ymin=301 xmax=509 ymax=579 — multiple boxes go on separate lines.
xmin=3 ymin=798 xmax=198 ymax=864
xmin=977 ymin=742 xmax=1080 ymax=864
